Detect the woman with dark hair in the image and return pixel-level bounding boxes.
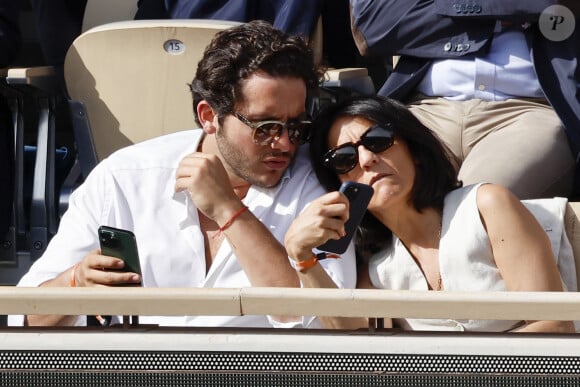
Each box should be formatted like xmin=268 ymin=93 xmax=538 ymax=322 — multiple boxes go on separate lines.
xmin=285 ymin=94 xmax=574 ymax=332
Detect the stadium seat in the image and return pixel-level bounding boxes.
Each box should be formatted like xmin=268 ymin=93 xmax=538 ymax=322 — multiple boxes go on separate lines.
xmin=64 ymin=19 xmax=241 ymax=172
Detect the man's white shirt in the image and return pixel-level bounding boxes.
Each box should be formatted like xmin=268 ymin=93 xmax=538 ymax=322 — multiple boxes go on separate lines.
xmin=9 ymin=129 xmax=356 ymax=327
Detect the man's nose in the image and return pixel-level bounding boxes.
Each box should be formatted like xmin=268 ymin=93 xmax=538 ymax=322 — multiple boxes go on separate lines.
xmin=270 ymin=127 xmax=294 ymax=151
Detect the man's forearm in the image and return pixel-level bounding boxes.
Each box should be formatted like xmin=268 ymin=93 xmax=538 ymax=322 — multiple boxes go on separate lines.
xmin=24 ymin=267 xmax=79 ymax=326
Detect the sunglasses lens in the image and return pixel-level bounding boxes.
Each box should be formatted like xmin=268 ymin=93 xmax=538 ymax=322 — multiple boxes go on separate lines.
xmin=253 ymin=123 xmax=283 ymax=145
xmin=324 ymin=146 xmax=358 ymax=174
xmin=288 ymin=122 xmax=312 ymax=144
xmin=363 ymin=126 xmax=395 ymax=152
xmin=323 ymin=125 xmax=395 ymax=174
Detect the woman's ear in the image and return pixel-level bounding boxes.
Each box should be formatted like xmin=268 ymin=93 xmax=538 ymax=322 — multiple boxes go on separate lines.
xmin=196 ymin=100 xmax=218 ymax=134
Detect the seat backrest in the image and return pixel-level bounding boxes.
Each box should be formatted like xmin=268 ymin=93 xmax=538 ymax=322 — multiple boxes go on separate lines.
xmin=564 ymin=202 xmax=580 ymax=289
xmin=82 ymin=0 xmax=139 ymax=33
xmin=64 ymin=19 xmax=240 ymax=161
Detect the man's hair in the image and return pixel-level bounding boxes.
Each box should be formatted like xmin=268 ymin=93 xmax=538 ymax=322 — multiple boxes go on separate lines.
xmin=190 ymin=20 xmax=323 ymax=125
xmin=309 ymin=95 xmax=461 ymax=261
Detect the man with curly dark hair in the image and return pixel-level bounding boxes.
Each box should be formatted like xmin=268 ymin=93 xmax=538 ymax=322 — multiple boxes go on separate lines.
xmin=11 ymin=20 xmax=356 ymax=328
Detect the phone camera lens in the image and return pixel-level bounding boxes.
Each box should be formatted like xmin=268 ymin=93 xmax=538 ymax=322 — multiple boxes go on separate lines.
xmin=100 ymin=230 xmax=115 ymax=245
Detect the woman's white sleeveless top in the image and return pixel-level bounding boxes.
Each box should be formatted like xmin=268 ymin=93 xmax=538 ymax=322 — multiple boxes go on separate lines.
xmin=368 ymin=183 xmax=522 ymax=332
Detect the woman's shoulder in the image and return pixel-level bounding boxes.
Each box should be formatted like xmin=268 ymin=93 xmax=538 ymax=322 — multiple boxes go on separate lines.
xmin=444 ymin=183 xmax=516 ymax=210
xmin=443 ymin=183 xmax=483 ymax=211
xmin=475 ymin=183 xmax=520 ymax=213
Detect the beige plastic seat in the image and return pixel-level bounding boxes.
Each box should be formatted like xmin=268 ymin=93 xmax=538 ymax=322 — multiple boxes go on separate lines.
xmin=64 ymin=19 xmax=240 ymax=163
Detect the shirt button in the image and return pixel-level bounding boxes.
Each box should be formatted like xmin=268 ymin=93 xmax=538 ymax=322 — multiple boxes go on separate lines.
xmin=478 ymin=84 xmax=486 ymax=91
xmin=444 ymin=42 xmax=452 ymax=51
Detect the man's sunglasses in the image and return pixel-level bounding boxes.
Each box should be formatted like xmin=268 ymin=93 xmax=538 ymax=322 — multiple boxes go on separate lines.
xmin=323 ymin=124 xmax=395 ymax=174
xmin=233 ymin=112 xmax=312 ymax=145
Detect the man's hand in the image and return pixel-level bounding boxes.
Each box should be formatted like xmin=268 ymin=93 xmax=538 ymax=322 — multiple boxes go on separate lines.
xmin=72 ymin=249 xmax=141 ymax=287
xmin=175 ymin=152 xmax=242 ymax=225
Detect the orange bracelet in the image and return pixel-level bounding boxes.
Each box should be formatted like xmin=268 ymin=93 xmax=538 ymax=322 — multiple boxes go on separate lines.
xmin=213 ymin=206 xmax=248 ymax=239
xmin=295 ymin=254 xmax=319 ymax=272
xmin=295 ymin=252 xmax=341 ymax=273
xmin=69 ymin=263 xmax=79 ymax=287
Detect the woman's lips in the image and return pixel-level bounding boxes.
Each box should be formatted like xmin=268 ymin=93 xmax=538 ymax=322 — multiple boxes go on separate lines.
xmin=369 ymin=173 xmax=390 ymax=186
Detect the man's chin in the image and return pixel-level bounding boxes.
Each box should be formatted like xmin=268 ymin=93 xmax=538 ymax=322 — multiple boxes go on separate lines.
xmin=247 ymin=170 xmax=285 ymax=189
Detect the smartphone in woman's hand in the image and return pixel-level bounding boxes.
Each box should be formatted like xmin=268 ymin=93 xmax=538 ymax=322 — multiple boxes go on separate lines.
xmin=317 ymin=181 xmax=374 ymax=254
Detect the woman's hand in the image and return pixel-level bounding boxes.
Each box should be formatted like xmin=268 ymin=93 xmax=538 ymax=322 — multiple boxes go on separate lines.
xmin=285 ymin=191 xmax=350 ymax=262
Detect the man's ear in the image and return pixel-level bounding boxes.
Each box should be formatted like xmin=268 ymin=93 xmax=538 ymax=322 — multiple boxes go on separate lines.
xmin=197 ymin=100 xmax=218 ymax=134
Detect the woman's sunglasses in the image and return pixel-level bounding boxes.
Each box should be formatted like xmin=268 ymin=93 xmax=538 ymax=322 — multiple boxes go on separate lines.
xmin=323 ymin=124 xmax=395 ymax=174
xmin=233 ymin=112 xmax=312 ymax=145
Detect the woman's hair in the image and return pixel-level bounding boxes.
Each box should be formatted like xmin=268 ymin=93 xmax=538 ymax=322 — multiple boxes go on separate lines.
xmin=310 ymin=94 xmax=461 ymax=261
xmin=189 ymin=20 xmax=324 ymax=125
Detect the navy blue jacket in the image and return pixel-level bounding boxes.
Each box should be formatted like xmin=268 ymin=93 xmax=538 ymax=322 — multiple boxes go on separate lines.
xmin=351 ymin=0 xmax=580 ymax=158
xmin=136 ymin=0 xmax=322 ymax=38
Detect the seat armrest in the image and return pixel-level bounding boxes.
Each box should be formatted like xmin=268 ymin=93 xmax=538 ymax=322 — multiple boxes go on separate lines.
xmin=6 ymin=66 xmax=60 ymax=259
xmin=7 ymin=66 xmax=59 ymax=94
xmin=323 ymin=67 xmax=375 ymax=95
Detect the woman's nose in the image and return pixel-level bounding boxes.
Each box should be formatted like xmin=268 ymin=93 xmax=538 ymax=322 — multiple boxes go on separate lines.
xmin=357 ymin=145 xmax=377 ymax=169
